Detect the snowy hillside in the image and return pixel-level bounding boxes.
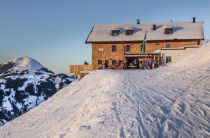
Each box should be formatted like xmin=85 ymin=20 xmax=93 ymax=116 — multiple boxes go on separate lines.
xmin=13 ymin=56 xmax=44 ymax=72
xmin=0 ymin=43 xmax=210 ymax=138
xmin=0 ymin=57 xmax=74 ymax=126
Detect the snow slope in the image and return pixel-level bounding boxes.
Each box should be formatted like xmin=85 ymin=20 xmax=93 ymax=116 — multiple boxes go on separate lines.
xmin=0 ymin=44 xmax=210 ymax=137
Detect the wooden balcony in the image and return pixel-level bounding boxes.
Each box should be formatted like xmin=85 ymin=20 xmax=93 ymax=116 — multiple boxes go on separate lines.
xmin=70 ymin=65 xmax=93 ymax=79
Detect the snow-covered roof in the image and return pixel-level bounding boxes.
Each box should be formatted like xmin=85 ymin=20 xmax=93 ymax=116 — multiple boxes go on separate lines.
xmin=86 ymin=21 xmax=204 ymax=43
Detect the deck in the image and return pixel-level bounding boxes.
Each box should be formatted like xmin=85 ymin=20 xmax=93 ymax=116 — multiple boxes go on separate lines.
xmin=70 ymin=65 xmax=93 ymax=79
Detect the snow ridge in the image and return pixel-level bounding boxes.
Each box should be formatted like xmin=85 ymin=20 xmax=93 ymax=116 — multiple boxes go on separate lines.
xmin=0 ymin=44 xmax=210 ymax=137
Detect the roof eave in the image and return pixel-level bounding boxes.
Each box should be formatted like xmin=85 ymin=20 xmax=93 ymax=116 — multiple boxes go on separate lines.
xmin=85 ymin=26 xmax=95 ymax=44
xmin=86 ymin=38 xmax=204 ymax=44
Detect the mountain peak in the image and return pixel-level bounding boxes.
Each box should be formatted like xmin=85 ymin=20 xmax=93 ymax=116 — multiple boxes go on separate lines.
xmin=13 ymin=56 xmax=44 ymax=72
xmin=0 ymin=56 xmax=74 ymax=126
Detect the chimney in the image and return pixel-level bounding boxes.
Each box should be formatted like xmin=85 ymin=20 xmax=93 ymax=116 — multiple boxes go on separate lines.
xmin=152 ymin=24 xmax=157 ymax=31
xmin=137 ymin=19 xmax=140 ymax=24
xmin=193 ymin=17 xmax=196 ymax=23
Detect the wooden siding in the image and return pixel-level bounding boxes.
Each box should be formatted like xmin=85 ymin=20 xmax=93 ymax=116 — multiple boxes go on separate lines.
xmin=70 ymin=65 xmax=93 ymax=78
xmin=92 ymin=39 xmax=200 ymax=69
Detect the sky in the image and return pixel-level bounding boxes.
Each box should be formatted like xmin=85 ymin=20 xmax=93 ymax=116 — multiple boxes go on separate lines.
xmin=0 ymin=0 xmax=210 ymax=74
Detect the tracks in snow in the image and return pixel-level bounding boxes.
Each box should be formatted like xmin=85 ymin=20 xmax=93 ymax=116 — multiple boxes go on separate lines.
xmin=111 ymin=69 xmax=210 ymax=138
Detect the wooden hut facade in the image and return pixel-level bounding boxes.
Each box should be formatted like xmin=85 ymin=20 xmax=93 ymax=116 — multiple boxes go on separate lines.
xmin=86 ymin=19 xmax=204 ymax=70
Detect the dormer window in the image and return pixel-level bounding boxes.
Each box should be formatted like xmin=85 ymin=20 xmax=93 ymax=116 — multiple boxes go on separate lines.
xmin=165 ymin=27 xmax=174 ymax=34
xmin=111 ymin=30 xmax=120 ymax=36
xmin=125 ymin=29 xmax=134 ymax=35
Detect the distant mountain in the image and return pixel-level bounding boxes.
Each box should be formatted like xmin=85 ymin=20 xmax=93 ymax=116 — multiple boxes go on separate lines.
xmin=0 ymin=56 xmax=74 ymax=126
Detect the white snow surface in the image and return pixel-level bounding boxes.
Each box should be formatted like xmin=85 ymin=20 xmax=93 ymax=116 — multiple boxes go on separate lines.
xmin=13 ymin=56 xmax=44 ymax=72
xmin=1 ymin=45 xmax=210 ymax=138
xmin=86 ymin=21 xmax=204 ymax=43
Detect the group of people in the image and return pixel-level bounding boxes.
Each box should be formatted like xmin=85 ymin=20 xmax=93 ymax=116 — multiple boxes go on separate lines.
xmin=139 ymin=58 xmax=156 ymax=69
xmin=102 ymin=57 xmax=161 ymax=70
xmin=127 ymin=58 xmax=157 ymax=70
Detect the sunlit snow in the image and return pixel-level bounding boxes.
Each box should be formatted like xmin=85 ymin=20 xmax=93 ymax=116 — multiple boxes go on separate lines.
xmin=0 ymin=44 xmax=210 ymax=138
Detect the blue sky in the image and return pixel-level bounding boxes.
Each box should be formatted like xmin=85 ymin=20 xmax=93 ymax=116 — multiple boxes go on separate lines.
xmin=0 ymin=0 xmax=210 ymax=74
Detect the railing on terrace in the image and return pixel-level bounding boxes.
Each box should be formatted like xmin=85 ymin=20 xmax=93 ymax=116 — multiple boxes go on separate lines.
xmin=70 ymin=65 xmax=93 ymax=79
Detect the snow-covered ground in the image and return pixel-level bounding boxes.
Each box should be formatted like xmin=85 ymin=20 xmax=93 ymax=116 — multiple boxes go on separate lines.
xmin=0 ymin=44 xmax=210 ymax=138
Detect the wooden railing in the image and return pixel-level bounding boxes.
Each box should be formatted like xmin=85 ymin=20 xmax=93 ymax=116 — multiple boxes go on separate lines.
xmin=70 ymin=65 xmax=93 ymax=79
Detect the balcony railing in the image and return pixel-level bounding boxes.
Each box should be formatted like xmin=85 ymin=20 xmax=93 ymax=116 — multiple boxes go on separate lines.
xmin=70 ymin=65 xmax=93 ymax=79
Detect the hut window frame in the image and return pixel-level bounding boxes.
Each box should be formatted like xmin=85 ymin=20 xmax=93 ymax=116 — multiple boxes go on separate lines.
xmin=112 ymin=60 xmax=117 ymax=65
xmin=125 ymin=29 xmax=134 ymax=35
xmin=165 ymin=28 xmax=174 ymax=34
xmin=98 ymin=48 xmax=104 ymax=52
xmin=166 ymin=56 xmax=172 ymax=63
xmin=165 ymin=44 xmax=172 ymax=48
xmin=125 ymin=45 xmax=131 ymax=52
xmin=98 ymin=60 xmax=103 ymax=65
xmin=111 ymin=30 xmax=120 ymax=36
xmin=112 ymin=45 xmax=117 ymax=52
xmin=105 ymin=60 xmax=109 ymax=65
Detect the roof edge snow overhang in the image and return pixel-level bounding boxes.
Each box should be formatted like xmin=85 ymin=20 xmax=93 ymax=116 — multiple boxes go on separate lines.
xmin=85 ymin=26 xmax=95 ymax=44
xmin=124 ymin=54 xmax=156 ymax=58
xmin=86 ymin=38 xmax=204 ymax=44
xmin=161 ymin=45 xmax=200 ymax=50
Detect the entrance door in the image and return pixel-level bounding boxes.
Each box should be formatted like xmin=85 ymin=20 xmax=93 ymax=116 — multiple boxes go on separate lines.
xmin=126 ymin=58 xmax=139 ymax=69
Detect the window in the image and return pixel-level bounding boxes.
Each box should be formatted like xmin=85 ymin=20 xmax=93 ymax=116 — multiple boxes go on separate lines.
xmin=119 ymin=60 xmax=123 ymax=64
xmin=165 ymin=28 xmax=174 ymax=34
xmin=98 ymin=60 xmax=102 ymax=65
xmin=140 ymin=45 xmax=144 ymax=52
xmin=105 ymin=60 xmax=109 ymax=67
xmin=112 ymin=45 xmax=117 ymax=52
xmin=166 ymin=56 xmax=172 ymax=63
xmin=125 ymin=30 xmax=134 ymax=35
xmin=111 ymin=30 xmax=120 ymax=36
xmin=98 ymin=48 xmax=104 ymax=52
xmin=165 ymin=44 xmax=171 ymax=48
xmin=112 ymin=60 xmax=117 ymax=65
xmin=105 ymin=60 xmax=109 ymax=65
xmin=125 ymin=45 xmax=131 ymax=52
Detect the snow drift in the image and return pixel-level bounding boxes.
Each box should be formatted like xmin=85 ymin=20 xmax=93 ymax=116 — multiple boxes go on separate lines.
xmin=0 ymin=44 xmax=210 ymax=138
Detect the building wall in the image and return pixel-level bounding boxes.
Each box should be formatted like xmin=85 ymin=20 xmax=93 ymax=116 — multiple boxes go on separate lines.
xmin=92 ymin=39 xmax=200 ymax=69
xmin=161 ymin=47 xmax=199 ymax=63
